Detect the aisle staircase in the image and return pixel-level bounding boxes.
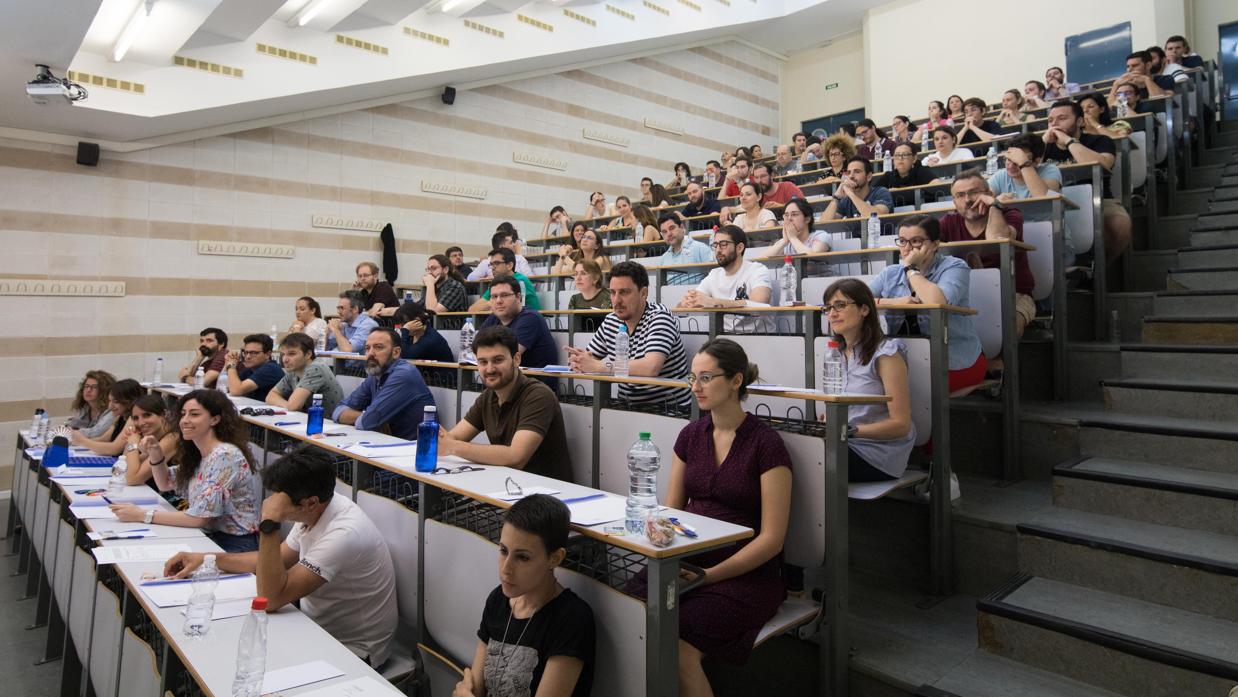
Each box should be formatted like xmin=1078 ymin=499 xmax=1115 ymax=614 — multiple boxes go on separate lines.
xmin=899 ymin=122 xmax=1238 ymax=696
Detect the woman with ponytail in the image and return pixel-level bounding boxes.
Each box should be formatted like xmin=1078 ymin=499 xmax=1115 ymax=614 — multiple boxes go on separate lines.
xmin=668 ymin=338 xmax=793 ymax=696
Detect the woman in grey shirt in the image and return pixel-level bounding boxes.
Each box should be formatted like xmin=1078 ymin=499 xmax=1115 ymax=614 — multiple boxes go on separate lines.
xmin=821 ymin=278 xmax=916 ymax=481
xmin=68 ymin=370 xmax=117 ymax=439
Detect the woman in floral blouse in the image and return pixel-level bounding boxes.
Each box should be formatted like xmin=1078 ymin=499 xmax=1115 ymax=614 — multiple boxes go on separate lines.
xmin=109 ymin=389 xmax=260 ymax=552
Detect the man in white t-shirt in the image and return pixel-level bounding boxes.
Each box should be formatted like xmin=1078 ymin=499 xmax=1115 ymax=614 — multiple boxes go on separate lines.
xmin=163 ymin=444 xmax=398 ymax=668
xmin=681 ymin=225 xmax=774 ymax=332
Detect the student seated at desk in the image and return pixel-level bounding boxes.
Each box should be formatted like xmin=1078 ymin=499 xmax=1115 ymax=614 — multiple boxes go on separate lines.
xmin=718 ymin=182 xmax=777 ymax=231
xmin=764 ymin=199 xmax=834 ymax=276
xmin=123 ymin=393 xmax=181 ymax=487
xmin=67 ymin=370 xmax=116 ymax=440
xmin=394 ymin=302 xmax=455 ymax=362
xmin=72 ymin=378 xmax=143 ymax=456
xmin=987 ymin=134 xmax=1071 ymax=262
xmin=820 ymin=156 xmax=893 ymax=222
xmin=821 ymin=280 xmax=916 ymax=481
xmin=658 ymin=214 xmax=713 ymax=286
xmin=668 ymin=339 xmax=793 ymax=695
xmin=922 ymin=126 xmax=974 ymax=167
xmin=471 ymin=248 xmax=541 ymax=312
xmin=266 ymin=332 xmax=345 ymax=416
xmin=354 ymin=261 xmax=399 ymax=319
xmin=222 ymin=334 xmax=285 ymax=401
xmin=332 ymin=328 xmax=434 ymax=440
xmin=680 ymin=226 xmax=774 ymax=333
xmin=110 ymin=389 xmax=259 ymax=552
xmin=163 ymin=444 xmax=398 ymax=668
xmin=868 ymin=215 xmax=988 ymax=393
xmin=439 ymin=326 xmax=574 ymax=482
xmin=568 ymin=259 xmax=611 ymax=310
xmin=874 ymin=144 xmax=941 ymax=208
xmin=455 ymin=494 xmax=595 ymax=697
xmin=288 ymin=296 xmax=328 ymax=349
xmin=327 ymin=290 xmax=379 ymax=354
xmin=479 ymin=277 xmax=558 ymax=378
xmin=177 ymin=327 xmax=228 ymax=387
xmin=423 ymin=254 xmax=470 ymax=313
xmin=565 ymin=261 xmax=690 ymax=409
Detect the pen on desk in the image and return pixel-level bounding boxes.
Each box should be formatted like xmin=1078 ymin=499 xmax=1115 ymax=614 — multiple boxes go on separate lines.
xmin=668 ymin=517 xmax=699 ymax=538
xmin=559 ymin=493 xmax=607 ymax=505
xmin=274 ymin=421 xmax=299 ymax=426
xmin=360 ymin=442 xmax=414 ymax=448
xmin=320 ymin=433 xmax=346 ymax=437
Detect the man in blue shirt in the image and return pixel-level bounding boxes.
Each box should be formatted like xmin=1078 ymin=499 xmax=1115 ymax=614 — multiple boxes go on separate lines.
xmin=332 ymin=328 xmax=434 ymax=440
xmin=658 ymin=214 xmax=712 ymax=285
xmin=480 ymin=277 xmax=558 ymax=390
xmin=222 ymin=334 xmax=285 ymax=401
xmin=821 ymin=156 xmax=894 ymax=223
xmin=326 ymin=290 xmax=378 ymax=353
xmin=676 ymin=181 xmax=721 ymax=231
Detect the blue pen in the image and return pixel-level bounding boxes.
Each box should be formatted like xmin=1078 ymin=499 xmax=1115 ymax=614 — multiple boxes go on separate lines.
xmin=362 ymin=442 xmax=417 ymax=449
xmin=274 ymin=421 xmax=299 ymax=426
xmin=559 ymin=493 xmax=607 ymax=505
xmin=668 ymin=517 xmax=699 ymax=538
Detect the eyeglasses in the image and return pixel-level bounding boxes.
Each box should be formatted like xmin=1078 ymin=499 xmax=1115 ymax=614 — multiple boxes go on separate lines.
xmin=895 ymin=238 xmax=930 ymax=249
xmin=490 ymin=292 xmax=517 ymax=301
xmin=240 ymin=350 xmax=265 ymax=357
xmin=505 ymin=476 xmax=523 ymax=497
xmin=823 ymin=300 xmax=857 ymax=314
xmin=951 ymin=189 xmax=987 ymax=200
xmin=709 ymin=241 xmax=735 ymax=250
xmin=81 ymin=382 xmax=100 ymax=390
xmin=431 ymin=465 xmax=483 ymax=475
xmin=893 ymin=153 xmax=916 ymax=159
xmin=684 ymin=373 xmax=722 ymax=386
xmin=1115 ymin=91 xmax=1137 ymax=98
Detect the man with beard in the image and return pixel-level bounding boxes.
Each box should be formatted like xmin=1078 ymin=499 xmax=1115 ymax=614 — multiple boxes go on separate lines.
xmin=676 ymin=181 xmax=722 ymax=230
xmin=332 ymin=327 xmax=433 ymax=439
xmin=222 ymin=334 xmax=285 ymax=401
xmin=178 ymin=327 xmax=228 ymax=387
xmin=266 ymin=332 xmax=345 ymax=415
xmin=327 ymin=290 xmax=379 ymax=354
xmin=438 ymin=326 xmax=574 ymax=482
xmin=821 ymin=156 xmax=893 ymax=224
xmin=680 ymin=225 xmax=774 ymax=333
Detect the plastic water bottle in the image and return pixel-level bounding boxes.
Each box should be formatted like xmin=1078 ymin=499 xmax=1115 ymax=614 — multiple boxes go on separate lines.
xmin=780 ymin=256 xmax=797 ymax=306
xmin=1117 ymin=95 xmax=1130 ymax=118
xmin=873 ymin=141 xmax=884 ymax=168
xmin=194 ymin=366 xmax=205 ymax=390
xmin=613 ymin=324 xmax=630 ymax=377
xmin=107 ymin=456 xmax=127 ymax=495
xmin=415 ymin=406 xmax=439 ymax=473
xmin=39 ymin=413 xmax=50 ymax=445
xmin=306 ymin=394 xmax=324 ymax=436
xmin=404 ymin=290 xmax=414 ymax=304
xmin=216 ymin=369 xmax=229 ymax=395
xmin=625 ymin=432 xmax=661 ymax=535
xmin=231 ymin=597 xmax=269 ymax=697
xmin=30 ymin=408 xmax=44 ymax=437
xmin=269 ymin=324 xmax=278 ymax=348
xmin=822 ymin=340 xmax=845 ymax=394
xmin=315 ymin=330 xmax=327 ymax=354
xmin=459 ymin=317 xmax=477 ymax=363
xmin=152 ymin=357 xmax=163 ymax=384
xmin=985 ymin=145 xmax=999 ymax=176
xmin=920 ymin=126 xmax=931 ymax=153
xmin=182 ymin=554 xmax=219 ymax=637
xmin=883 ymin=149 xmax=893 ymax=175
xmin=867 ymin=213 xmax=881 ymax=250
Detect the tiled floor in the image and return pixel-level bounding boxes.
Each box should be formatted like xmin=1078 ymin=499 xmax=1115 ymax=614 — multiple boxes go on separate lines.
xmin=0 ymin=498 xmax=62 ymax=697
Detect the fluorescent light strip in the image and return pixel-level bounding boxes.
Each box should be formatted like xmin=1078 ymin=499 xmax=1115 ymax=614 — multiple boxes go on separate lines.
xmin=111 ymin=0 xmax=154 ymax=62
xmin=290 ymin=0 xmax=331 ymax=27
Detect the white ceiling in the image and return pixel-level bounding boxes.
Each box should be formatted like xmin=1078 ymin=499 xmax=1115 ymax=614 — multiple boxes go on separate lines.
xmin=0 ymin=0 xmax=885 ymax=145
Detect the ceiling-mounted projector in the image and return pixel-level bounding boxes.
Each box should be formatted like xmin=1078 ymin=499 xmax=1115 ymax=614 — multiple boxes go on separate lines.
xmin=26 ymin=64 xmax=88 ymax=105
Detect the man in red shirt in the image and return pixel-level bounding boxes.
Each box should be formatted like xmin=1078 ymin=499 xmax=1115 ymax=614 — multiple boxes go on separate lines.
xmin=752 ymin=163 xmax=804 ymax=207
xmin=721 ymin=156 xmax=752 ymax=198
xmin=937 ymin=170 xmax=1035 ymax=371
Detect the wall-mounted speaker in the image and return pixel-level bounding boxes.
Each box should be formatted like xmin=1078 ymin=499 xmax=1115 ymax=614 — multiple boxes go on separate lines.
xmin=441 ymin=86 xmax=456 ymax=105
xmin=76 ymin=142 xmax=99 ymax=167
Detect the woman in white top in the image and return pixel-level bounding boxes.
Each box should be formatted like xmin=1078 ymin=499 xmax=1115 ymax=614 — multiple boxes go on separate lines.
xmin=602 ymin=195 xmax=636 ymax=232
xmin=584 ymin=191 xmax=615 ymax=221
xmin=921 ymin=126 xmax=974 ymax=167
xmin=288 ymin=296 xmax=327 ymax=348
xmin=729 ymin=182 xmax=777 ymax=231
xmin=765 ymin=198 xmax=828 ymax=256
xmin=822 ymin=278 xmax=915 ymax=481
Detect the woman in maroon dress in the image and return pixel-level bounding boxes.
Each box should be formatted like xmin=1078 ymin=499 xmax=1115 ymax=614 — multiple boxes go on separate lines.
xmin=670 ymin=338 xmax=793 ymax=696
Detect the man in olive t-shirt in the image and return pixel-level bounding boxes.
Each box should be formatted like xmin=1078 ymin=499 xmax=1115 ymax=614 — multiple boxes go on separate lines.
xmin=438 ymin=326 xmax=573 ymax=483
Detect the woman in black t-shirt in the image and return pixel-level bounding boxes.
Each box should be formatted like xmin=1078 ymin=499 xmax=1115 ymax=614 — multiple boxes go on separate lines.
xmin=457 ymin=495 xmax=595 ymax=697
xmin=873 ymin=143 xmax=941 ymax=208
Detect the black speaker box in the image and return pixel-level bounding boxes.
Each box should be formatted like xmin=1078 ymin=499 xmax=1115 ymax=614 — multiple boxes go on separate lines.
xmin=441 ymin=86 xmax=456 ymax=105
xmin=76 ymin=142 xmax=99 ymax=167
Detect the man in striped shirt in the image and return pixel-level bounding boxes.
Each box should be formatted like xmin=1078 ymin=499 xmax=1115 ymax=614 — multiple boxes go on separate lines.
xmin=565 ymin=261 xmax=690 ymax=408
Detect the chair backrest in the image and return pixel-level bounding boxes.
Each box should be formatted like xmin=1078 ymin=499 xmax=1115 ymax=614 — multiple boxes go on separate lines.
xmin=537 ymin=291 xmax=557 ymax=312
xmin=597 ymin=411 xmax=682 ymax=500
xmin=1154 ymin=113 xmax=1169 ymax=164
xmin=830 ymin=236 xmax=864 ymax=276
xmin=731 ymin=335 xmax=809 ymax=419
xmin=1061 ymin=183 xmax=1095 ymax=255
xmin=744 ymin=244 xmax=776 ymax=261
xmin=968 ymin=268 xmax=1002 ymax=359
xmin=893 ymin=204 xmax=916 ymax=214
xmin=557 ymin=568 xmax=646 ymax=697
xmin=632 ymin=256 xmax=661 ymax=269
xmin=69 ymin=547 xmax=96 ymax=661
xmin=658 ymin=284 xmax=693 ymax=309
xmin=1127 ymin=131 xmax=1148 ymax=190
xmin=356 ymin=490 xmax=419 ymax=630
xmin=53 ymin=518 xmax=73 ymax=615
xmin=337 ymin=375 xmax=364 ymax=402
xmin=119 ymin=628 xmax=161 ymax=697
xmin=428 ymin=386 xmax=457 ymax=427
xmin=1023 ymin=221 xmax=1055 ymax=301
xmin=778 ymin=432 xmax=828 ymax=568
xmin=423 ymin=520 xmax=497 ymax=666
xmin=561 ymin=403 xmax=595 ymax=487
xmin=90 ymin=581 xmax=122 ymax=697
xmin=919 ymin=200 xmax=954 ymax=211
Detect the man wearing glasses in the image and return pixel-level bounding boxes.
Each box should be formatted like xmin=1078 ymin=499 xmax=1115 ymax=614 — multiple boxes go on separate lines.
xmin=439 ymin=326 xmax=574 ymax=482
xmin=470 ymin=248 xmax=541 ymax=312
xmin=222 ymin=334 xmax=285 ymax=401
xmin=938 ymin=171 xmax=1036 ymax=352
xmin=479 ymin=277 xmax=558 ymax=386
xmin=681 ymin=225 xmax=774 ymax=333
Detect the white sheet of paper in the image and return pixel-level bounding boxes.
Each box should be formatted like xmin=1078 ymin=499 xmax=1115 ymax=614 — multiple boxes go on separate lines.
xmin=486 ymin=486 xmax=561 ymax=502
xmin=87 ymin=530 xmax=158 ymax=541
xmin=90 ymin=544 xmax=191 ymax=565
xmin=293 ymin=676 xmax=398 ymax=696
xmin=179 ymin=598 xmax=253 ymax=621
xmin=54 ymin=477 xmax=113 ymax=486
xmin=566 ymin=496 xmax=627 ymax=526
xmin=141 ymin=574 xmax=257 ymax=607
xmin=748 ymin=384 xmax=822 ymax=395
xmin=261 ymin=660 xmax=345 ymax=694
xmin=347 ymin=442 xmax=421 ymax=458
xmin=69 ymin=505 xmax=118 ymax=520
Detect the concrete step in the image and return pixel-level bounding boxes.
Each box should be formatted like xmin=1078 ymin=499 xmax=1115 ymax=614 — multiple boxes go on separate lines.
xmin=1194 ymin=212 xmax=1238 ymax=230
xmin=1143 ymin=314 xmax=1238 ymax=344
xmin=1054 ymin=457 xmax=1238 ymax=537
xmin=1209 ymin=199 xmax=1238 ymax=214
xmin=1165 ymin=266 xmax=1238 ymax=290
xmin=1190 ymin=229 xmax=1238 ymax=246
xmin=1121 ymin=343 xmax=1238 ymax=380
xmin=918 ymin=653 xmax=1127 ymax=697
xmin=1101 ymin=376 xmax=1238 ymax=421
xmin=1151 ymin=289 xmax=1238 ymax=317
xmin=1017 ymin=507 xmax=1238 ymax=622
xmin=1213 ymin=185 xmax=1238 ymax=202
xmin=1177 ymin=244 xmax=1238 ymax=268
xmin=978 ymin=576 xmax=1238 ymax=697
xmin=1075 ymin=410 xmax=1238 ymax=474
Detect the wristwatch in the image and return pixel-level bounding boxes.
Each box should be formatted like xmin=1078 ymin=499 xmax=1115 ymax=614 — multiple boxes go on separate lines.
xmin=1019 ymin=162 xmax=1035 ymax=169
xmin=259 ymin=519 xmax=280 ymax=535
xmin=125 ymin=442 xmax=139 ymax=453
xmin=144 ymin=509 xmax=155 ymax=525
xmin=846 ymin=424 xmax=859 ymax=438
xmin=1063 ymin=137 xmax=1077 ymax=148
xmin=602 ymin=359 xmax=615 ymax=374
xmin=906 ymin=266 xmax=921 ymax=277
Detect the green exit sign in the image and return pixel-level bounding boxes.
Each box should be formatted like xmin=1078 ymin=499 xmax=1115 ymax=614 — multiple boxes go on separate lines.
xmin=824 ymin=82 xmax=839 ymax=90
